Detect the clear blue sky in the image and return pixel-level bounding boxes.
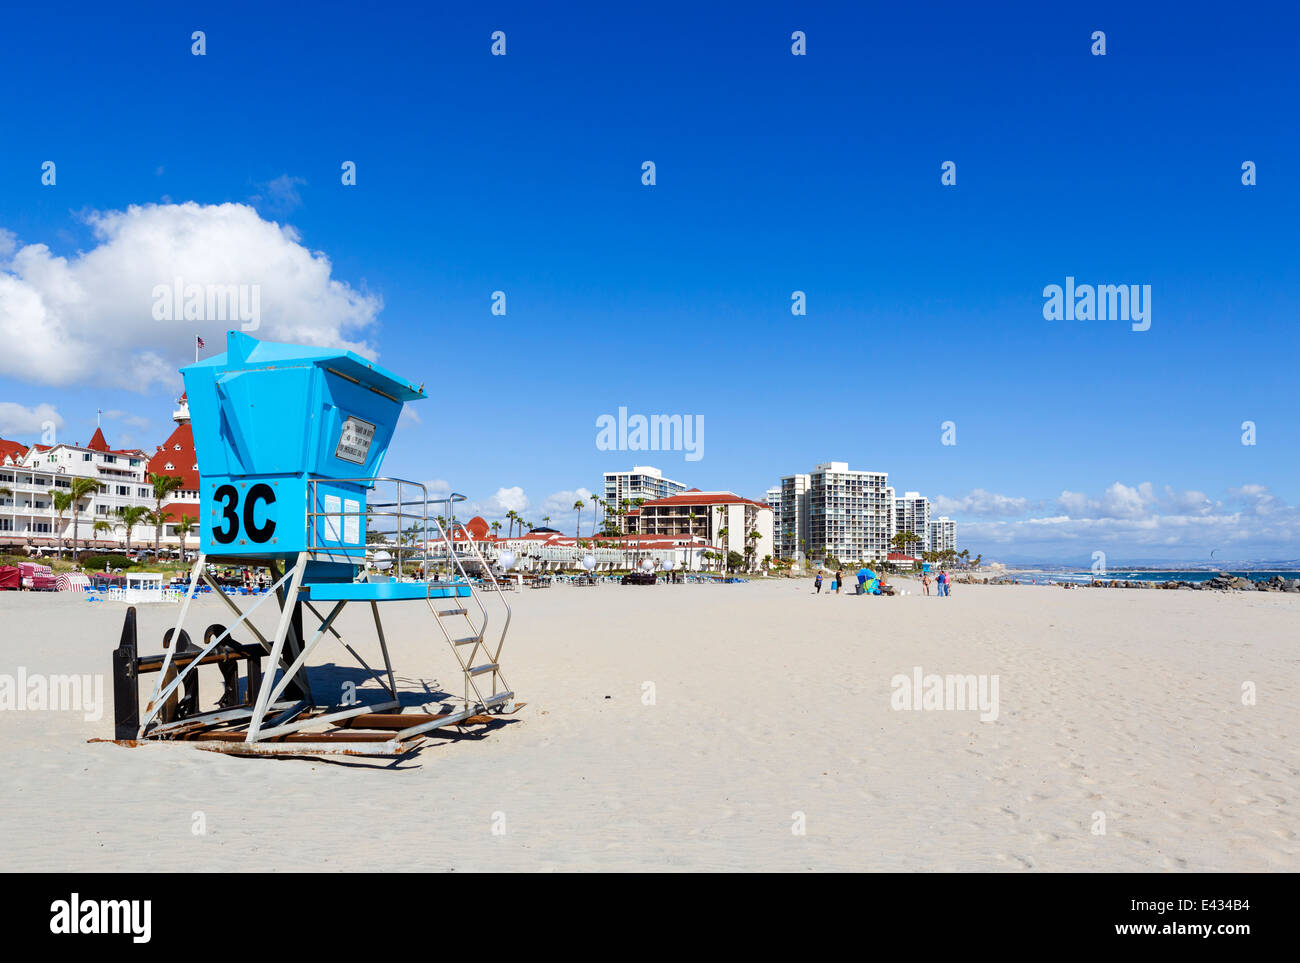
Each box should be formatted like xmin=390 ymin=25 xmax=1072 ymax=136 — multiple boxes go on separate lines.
xmin=1 ymin=1 xmax=1296 ymax=562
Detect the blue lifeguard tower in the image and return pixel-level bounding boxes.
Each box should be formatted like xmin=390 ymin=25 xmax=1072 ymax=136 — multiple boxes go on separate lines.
xmin=115 ymin=331 xmax=517 ymax=757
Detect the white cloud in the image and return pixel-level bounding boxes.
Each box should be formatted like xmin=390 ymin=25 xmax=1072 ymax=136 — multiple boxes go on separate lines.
xmin=1057 ymin=482 xmax=1156 ymax=519
xmin=933 ymin=488 xmax=1033 ymax=518
xmin=541 ymin=487 xmax=594 ymax=515
xmin=0 ymin=402 xmax=63 ymax=437
xmin=102 ymin=409 xmax=152 ymax=430
xmin=947 ymin=482 xmax=1300 ymax=558
xmin=250 ymin=174 xmax=307 ymax=214
xmin=0 ymin=202 xmax=381 ymax=391
xmin=474 ymin=486 xmax=528 ymax=515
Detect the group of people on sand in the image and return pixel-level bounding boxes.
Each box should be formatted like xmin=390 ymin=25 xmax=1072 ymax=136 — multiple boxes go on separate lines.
xmin=813 ymin=568 xmax=894 ymax=596
xmin=921 ymin=570 xmax=952 ymax=596
xmin=810 ymin=567 xmax=953 ymax=597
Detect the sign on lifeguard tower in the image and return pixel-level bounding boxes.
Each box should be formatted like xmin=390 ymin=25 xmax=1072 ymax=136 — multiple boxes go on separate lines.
xmin=107 ymin=331 xmax=520 ymax=758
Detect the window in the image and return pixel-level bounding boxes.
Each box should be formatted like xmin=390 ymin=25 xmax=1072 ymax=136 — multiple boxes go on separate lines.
xmin=83 ymin=453 xmax=92 ymax=461
xmin=117 ymin=485 xmax=129 ymax=496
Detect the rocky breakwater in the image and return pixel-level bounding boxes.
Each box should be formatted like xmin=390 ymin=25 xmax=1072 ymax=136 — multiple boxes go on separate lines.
xmin=1086 ymin=572 xmax=1300 ymax=592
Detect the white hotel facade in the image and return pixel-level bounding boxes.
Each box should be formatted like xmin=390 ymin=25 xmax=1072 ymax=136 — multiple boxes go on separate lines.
xmin=0 ymin=396 xmax=200 ymax=553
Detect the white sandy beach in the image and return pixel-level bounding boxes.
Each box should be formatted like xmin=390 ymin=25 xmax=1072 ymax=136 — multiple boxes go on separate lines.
xmin=0 ymin=579 xmax=1296 ymax=872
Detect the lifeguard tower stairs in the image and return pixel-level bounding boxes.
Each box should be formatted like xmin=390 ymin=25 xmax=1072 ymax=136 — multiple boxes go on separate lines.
xmin=110 ymin=331 xmax=519 ymax=757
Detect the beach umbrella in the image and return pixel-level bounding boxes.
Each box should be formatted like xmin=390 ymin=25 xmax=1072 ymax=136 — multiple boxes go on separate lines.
xmin=856 ymin=568 xmax=874 ymax=581
xmin=499 ymin=550 xmax=517 ymax=570
xmin=581 ymin=554 xmax=596 ymax=571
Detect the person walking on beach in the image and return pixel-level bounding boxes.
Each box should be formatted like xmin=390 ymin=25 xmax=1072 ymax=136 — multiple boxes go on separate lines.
xmin=814 ymin=570 xmax=824 ymax=594
xmin=834 ymin=569 xmax=843 ymax=594
xmin=922 ymin=571 xmax=932 ymax=596
xmin=937 ymin=570 xmax=947 ymax=597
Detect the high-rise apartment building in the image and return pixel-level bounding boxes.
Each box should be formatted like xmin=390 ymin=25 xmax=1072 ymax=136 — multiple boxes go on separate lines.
xmin=893 ymin=491 xmax=931 ymax=559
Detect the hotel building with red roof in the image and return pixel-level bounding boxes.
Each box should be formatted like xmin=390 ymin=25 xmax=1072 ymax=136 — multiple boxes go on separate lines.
xmin=0 ymin=394 xmax=201 ymax=553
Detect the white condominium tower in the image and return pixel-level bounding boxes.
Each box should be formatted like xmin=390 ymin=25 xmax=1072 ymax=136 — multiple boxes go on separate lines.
xmin=603 ymin=465 xmax=688 ymax=507
xmin=928 ymin=516 xmax=957 ymax=555
xmin=807 ymin=462 xmax=894 ymax=564
xmin=894 ymin=491 xmax=931 ymax=559
xmin=774 ymin=472 xmax=811 ymax=560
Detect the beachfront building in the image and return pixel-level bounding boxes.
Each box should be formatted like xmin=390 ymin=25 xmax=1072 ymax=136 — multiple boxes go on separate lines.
xmin=446 ymin=516 xmax=713 ymax=572
xmin=0 ymin=428 xmax=155 ymax=552
xmin=774 ymin=472 xmax=811 ymax=561
xmin=894 ymin=491 xmax=931 ymax=559
xmin=631 ymin=490 xmax=774 ymax=570
xmin=146 ymin=393 xmax=202 ymax=546
xmin=928 ymin=516 xmax=957 ymax=555
xmin=805 ymin=462 xmax=894 ymax=565
xmin=0 ymin=395 xmax=203 ymax=554
xmin=765 ymin=486 xmax=783 ymax=552
xmin=602 ymin=465 xmax=688 ymax=531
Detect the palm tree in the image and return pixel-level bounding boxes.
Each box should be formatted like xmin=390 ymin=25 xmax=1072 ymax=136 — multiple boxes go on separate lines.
xmin=67 ymin=476 xmax=103 ymax=561
xmin=175 ymin=515 xmax=195 ymax=561
xmin=149 ymin=472 xmax=184 ymax=551
xmin=117 ymin=505 xmax=150 ymax=557
xmin=490 ymin=520 xmax=501 ymax=538
xmin=48 ymin=489 xmax=72 ymax=558
xmin=573 ymin=499 xmax=584 ymax=543
xmin=92 ymin=519 xmax=112 ymax=549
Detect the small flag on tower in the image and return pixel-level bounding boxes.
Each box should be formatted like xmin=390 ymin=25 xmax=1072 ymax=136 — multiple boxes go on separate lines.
xmin=196 ymin=336 xmax=206 ymax=349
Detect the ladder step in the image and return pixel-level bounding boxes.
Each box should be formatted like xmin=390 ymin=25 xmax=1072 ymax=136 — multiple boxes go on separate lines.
xmin=480 ymin=691 xmax=513 ymax=708
xmin=451 ymin=636 xmax=481 ymax=646
xmin=467 ymin=663 xmax=498 ymax=676
xmin=435 ymin=608 xmax=468 ymax=617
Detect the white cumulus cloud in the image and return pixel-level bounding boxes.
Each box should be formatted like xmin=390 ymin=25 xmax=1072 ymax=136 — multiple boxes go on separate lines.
xmin=0 ymin=202 xmax=381 ymax=391
xmin=0 ymin=401 xmax=63 ymax=437
xmin=933 ymin=488 xmax=1034 ymax=518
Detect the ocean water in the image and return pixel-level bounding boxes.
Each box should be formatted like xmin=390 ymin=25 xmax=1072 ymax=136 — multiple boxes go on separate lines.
xmin=1003 ymin=570 xmax=1300 ymax=585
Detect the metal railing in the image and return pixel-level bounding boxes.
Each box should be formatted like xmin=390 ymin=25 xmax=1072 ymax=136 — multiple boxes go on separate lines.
xmin=303 ymin=478 xmax=513 ymax=712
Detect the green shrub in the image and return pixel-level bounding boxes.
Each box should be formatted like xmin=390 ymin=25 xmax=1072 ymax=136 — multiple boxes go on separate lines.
xmin=80 ymin=553 xmax=134 ymax=571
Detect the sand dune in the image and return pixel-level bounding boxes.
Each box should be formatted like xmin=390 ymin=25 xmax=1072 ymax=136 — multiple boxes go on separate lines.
xmin=0 ymin=579 xmax=1295 ymax=871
